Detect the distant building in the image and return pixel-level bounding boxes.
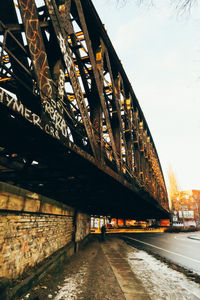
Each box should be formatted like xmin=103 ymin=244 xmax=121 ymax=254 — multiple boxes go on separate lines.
xmin=171 ymin=190 xmax=200 ymax=227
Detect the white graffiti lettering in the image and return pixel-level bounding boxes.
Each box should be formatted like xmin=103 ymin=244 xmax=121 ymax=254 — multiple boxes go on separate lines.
xmin=0 ymin=89 xmax=4 ymax=102
xmin=44 ymin=124 xmax=60 ymax=139
xmin=0 ymin=88 xmax=67 ymax=138
xmin=57 ymin=32 xmax=73 ymax=69
xmin=13 ymin=100 xmax=24 ymax=115
xmin=0 ymin=88 xmax=43 ymax=129
xmin=58 ymin=69 xmax=65 ymax=102
xmin=6 ymin=93 xmax=15 ymax=107
xmin=44 ymin=101 xmax=68 ymax=137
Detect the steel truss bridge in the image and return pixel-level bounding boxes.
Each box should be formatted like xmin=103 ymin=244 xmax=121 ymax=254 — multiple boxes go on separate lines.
xmin=0 ymin=0 xmax=169 ymax=218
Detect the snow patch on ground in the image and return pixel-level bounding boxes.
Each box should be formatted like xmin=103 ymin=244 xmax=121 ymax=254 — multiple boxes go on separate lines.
xmin=54 ymin=264 xmax=87 ymax=300
xmin=128 ymin=250 xmax=200 ymax=300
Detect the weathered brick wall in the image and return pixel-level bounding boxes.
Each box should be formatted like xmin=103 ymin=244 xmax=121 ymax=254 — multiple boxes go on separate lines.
xmin=0 ymin=212 xmax=74 ymax=278
xmin=0 ymin=182 xmax=90 ymax=279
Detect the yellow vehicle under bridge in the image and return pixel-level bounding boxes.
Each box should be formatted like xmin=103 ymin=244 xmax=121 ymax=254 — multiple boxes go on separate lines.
xmin=0 ymin=0 xmax=169 ymax=220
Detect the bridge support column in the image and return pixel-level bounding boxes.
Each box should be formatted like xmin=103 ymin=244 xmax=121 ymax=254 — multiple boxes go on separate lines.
xmin=74 ymin=211 xmax=90 ymax=252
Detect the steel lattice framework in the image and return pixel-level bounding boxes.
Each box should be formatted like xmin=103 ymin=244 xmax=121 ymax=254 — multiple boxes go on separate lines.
xmin=0 ymin=0 xmax=169 ymax=218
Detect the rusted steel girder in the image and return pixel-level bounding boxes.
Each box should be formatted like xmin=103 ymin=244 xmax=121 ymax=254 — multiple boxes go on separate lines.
xmin=0 ymin=0 xmax=169 ymax=215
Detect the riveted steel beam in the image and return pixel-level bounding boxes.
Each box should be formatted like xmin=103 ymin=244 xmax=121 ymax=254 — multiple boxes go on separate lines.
xmin=0 ymin=0 xmax=169 ymax=217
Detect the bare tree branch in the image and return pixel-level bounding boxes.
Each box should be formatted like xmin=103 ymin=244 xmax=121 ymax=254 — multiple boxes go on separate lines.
xmin=173 ymin=0 xmax=197 ymax=13
xmin=116 ymin=0 xmax=198 ymax=12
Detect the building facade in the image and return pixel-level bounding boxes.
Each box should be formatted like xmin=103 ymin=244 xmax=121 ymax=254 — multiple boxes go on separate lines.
xmin=171 ymin=190 xmax=200 ymax=227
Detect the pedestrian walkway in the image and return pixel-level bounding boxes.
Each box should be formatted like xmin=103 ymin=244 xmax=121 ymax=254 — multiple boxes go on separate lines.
xmin=101 ymin=238 xmax=150 ymax=300
xmin=19 ymin=236 xmax=149 ymax=300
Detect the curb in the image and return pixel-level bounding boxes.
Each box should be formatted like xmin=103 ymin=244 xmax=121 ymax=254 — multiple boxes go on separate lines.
xmin=187 ymin=236 xmax=200 ymax=241
xmin=101 ymin=238 xmax=150 ymax=300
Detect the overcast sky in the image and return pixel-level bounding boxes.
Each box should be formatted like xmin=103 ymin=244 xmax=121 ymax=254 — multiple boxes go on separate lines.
xmin=93 ymin=0 xmax=200 ymax=192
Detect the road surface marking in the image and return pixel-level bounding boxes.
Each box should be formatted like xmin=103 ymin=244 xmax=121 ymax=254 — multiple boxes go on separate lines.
xmin=174 ymin=236 xmax=200 ymax=243
xmin=123 ymin=236 xmax=200 ymax=264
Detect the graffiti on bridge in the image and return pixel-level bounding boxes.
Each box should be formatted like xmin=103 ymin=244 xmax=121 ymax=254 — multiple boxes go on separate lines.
xmin=0 ymin=88 xmax=68 ymax=139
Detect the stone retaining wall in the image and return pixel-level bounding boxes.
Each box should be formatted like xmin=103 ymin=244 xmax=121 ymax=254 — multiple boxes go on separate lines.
xmin=0 ymin=182 xmax=90 ymax=279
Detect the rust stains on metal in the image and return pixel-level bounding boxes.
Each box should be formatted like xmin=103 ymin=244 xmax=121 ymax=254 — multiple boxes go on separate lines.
xmin=0 ymin=0 xmax=169 ymax=217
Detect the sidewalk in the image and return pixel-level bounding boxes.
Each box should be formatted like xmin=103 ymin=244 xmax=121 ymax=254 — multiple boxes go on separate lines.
xmin=19 ymin=236 xmax=150 ymax=300
xmin=18 ymin=234 xmax=200 ymax=300
xmin=101 ymin=237 xmax=150 ymax=300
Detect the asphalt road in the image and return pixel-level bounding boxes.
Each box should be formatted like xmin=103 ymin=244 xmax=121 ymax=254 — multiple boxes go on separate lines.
xmin=121 ymin=232 xmax=200 ymax=275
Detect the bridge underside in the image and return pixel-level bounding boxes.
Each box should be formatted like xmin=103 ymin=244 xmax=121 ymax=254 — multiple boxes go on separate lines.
xmin=0 ymin=0 xmax=170 ymax=219
xmin=0 ymin=107 xmax=168 ymax=219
